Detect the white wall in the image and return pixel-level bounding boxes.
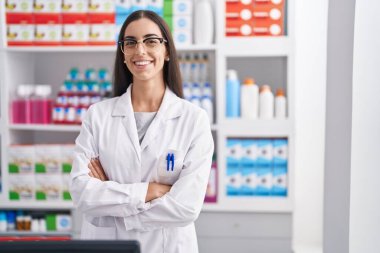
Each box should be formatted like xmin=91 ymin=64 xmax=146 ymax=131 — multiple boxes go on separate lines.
xmin=293 ymin=0 xmax=328 ymax=251
xmin=350 ymin=0 xmax=380 ymax=252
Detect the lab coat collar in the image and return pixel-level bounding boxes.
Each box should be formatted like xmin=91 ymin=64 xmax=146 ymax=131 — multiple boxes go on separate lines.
xmin=111 ymin=84 xmax=182 ymax=120
xmin=112 ymin=84 xmax=183 ymax=155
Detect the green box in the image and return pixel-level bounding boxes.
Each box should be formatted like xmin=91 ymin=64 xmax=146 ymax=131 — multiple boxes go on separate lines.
xmin=163 ymin=0 xmax=173 ymax=16
xmin=46 ymin=214 xmax=56 ymax=231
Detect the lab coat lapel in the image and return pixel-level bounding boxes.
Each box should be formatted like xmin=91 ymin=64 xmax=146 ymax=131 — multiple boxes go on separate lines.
xmin=140 ymin=87 xmax=182 ymax=151
xmin=112 ymin=85 xmax=141 ymax=163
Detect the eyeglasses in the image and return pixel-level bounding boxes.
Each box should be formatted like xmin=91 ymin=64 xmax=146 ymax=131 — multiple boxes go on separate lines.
xmin=118 ymin=37 xmax=167 ymax=55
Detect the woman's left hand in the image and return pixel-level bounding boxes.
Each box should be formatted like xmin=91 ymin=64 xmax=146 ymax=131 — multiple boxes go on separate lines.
xmin=88 ymin=158 xmax=109 ymax=181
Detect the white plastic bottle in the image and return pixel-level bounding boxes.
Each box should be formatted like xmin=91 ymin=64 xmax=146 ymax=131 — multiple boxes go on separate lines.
xmin=240 ymin=78 xmax=259 ymax=119
xmin=275 ymin=88 xmax=287 ymax=119
xmin=194 ymin=0 xmax=214 ymax=44
xmin=259 ymin=85 xmax=274 ymax=119
xmin=201 ymin=95 xmax=214 ymax=124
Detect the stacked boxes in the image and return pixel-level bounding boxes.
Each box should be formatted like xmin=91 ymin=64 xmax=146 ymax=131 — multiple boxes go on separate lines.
xmin=225 ymin=0 xmax=286 ymax=37
xmin=164 ymin=0 xmax=193 ymax=46
xmin=5 ymin=0 xmax=34 ymax=46
xmin=88 ymin=0 xmax=116 ymax=45
xmin=8 ymin=144 xmax=75 ymax=201
xmin=225 ymin=138 xmax=288 ymax=197
xmin=5 ymin=0 xmax=116 ymax=46
xmin=62 ymin=0 xmax=89 ymax=45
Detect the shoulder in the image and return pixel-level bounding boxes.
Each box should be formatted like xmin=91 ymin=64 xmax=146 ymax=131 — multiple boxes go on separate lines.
xmin=87 ymin=97 xmax=119 ymax=114
xmin=176 ymin=98 xmax=209 ymax=126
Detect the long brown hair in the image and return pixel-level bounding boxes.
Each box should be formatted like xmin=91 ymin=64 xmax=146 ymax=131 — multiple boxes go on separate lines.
xmin=112 ymin=10 xmax=183 ymax=98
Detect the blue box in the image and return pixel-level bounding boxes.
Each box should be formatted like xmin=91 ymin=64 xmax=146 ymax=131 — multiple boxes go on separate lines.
xmin=226 ymin=166 xmax=241 ymax=196
xmin=257 ymin=139 xmax=273 ymax=166
xmin=256 ymin=166 xmax=272 ymax=196
xmin=273 ymin=139 xmax=288 ymax=166
xmin=226 ymin=139 xmax=242 ymax=168
xmin=271 ymin=166 xmax=288 ymax=196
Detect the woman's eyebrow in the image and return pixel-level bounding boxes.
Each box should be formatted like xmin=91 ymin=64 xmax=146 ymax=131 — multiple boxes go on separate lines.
xmin=123 ymin=34 xmax=160 ymax=40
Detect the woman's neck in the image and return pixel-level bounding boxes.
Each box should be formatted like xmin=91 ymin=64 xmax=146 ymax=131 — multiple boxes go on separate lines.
xmin=131 ymin=80 xmax=165 ymax=112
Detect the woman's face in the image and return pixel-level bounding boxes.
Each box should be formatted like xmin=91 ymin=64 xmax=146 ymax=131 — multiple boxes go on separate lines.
xmin=123 ymin=18 xmax=168 ymax=84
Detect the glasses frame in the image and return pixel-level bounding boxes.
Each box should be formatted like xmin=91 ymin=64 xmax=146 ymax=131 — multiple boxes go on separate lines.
xmin=118 ymin=37 xmax=168 ymax=55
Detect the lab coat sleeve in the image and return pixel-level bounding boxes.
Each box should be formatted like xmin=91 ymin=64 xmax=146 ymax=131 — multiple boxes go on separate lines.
xmin=123 ymin=110 xmax=214 ymax=231
xmin=70 ymin=105 xmax=150 ymax=218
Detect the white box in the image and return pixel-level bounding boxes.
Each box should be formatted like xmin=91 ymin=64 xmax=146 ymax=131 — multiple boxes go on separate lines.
xmin=62 ymin=24 xmax=90 ymax=43
xmin=8 ymin=145 xmax=34 ymax=174
xmin=89 ymin=24 xmax=116 ymax=42
xmin=9 ymin=174 xmax=34 ymax=201
xmin=35 ymin=174 xmax=61 ymax=201
xmin=173 ymin=0 xmax=192 ymax=16
xmin=5 ymin=0 xmax=34 ymax=13
xmin=62 ymin=0 xmax=88 ymax=13
xmin=34 ymin=145 xmax=61 ymax=173
xmin=34 ymin=0 xmax=62 ymax=13
xmin=7 ymin=24 xmax=34 ymax=43
xmin=89 ymin=0 xmax=115 ymax=13
xmin=35 ymin=24 xmax=62 ymax=43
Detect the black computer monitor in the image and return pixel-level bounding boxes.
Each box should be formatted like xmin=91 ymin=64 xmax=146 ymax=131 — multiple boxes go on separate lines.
xmin=0 ymin=240 xmax=140 ymax=253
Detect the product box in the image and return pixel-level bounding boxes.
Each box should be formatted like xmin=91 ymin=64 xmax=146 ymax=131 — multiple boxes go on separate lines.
xmin=204 ymin=163 xmax=217 ymax=202
xmin=34 ymin=0 xmax=62 ymax=24
xmin=56 ymin=215 xmax=72 ymax=231
xmin=256 ymin=166 xmax=272 ymax=196
xmin=226 ymin=166 xmax=242 ymax=196
xmin=115 ymin=0 xmax=131 ymax=14
xmin=241 ymin=139 xmax=258 ymax=169
xmin=164 ymin=15 xmax=192 ymax=32
xmin=88 ymin=0 xmax=115 ymax=13
xmin=252 ymin=0 xmax=285 ymax=36
xmin=273 ymin=139 xmax=288 ymax=166
xmin=61 ymin=174 xmax=72 ymax=200
xmin=35 ymin=174 xmax=61 ymax=200
xmin=8 ymin=145 xmax=34 ymax=174
xmin=164 ymin=0 xmax=192 ymax=16
xmin=61 ymin=145 xmax=75 ymax=173
xmin=89 ymin=23 xmax=116 ymax=45
xmin=272 ymin=165 xmax=287 ymax=196
xmin=256 ymin=139 xmax=273 ymax=166
xmin=5 ymin=0 xmax=34 ymax=13
xmin=6 ymin=12 xmax=34 ymax=46
xmin=129 ymin=0 xmax=146 ymax=13
xmin=173 ymin=30 xmax=192 ymax=46
xmin=62 ymin=0 xmax=89 ymax=13
xmin=34 ymin=145 xmax=61 ymax=173
xmin=226 ymin=139 xmax=242 ymax=168
xmin=147 ymin=0 xmax=164 ymax=16
xmin=225 ymin=22 xmax=253 ymax=36
xmin=34 ymin=23 xmax=62 ymax=45
xmin=240 ymin=167 xmax=258 ymax=196
xmin=9 ymin=174 xmax=34 ymax=201
xmin=62 ymin=12 xmax=89 ymax=45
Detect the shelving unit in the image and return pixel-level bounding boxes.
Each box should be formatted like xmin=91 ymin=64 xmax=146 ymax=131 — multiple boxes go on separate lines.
xmin=0 ymin=0 xmax=295 ymax=242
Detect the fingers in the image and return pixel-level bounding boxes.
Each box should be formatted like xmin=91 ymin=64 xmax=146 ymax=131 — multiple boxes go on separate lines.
xmin=88 ymin=161 xmax=101 ymax=179
xmin=90 ymin=158 xmax=108 ymax=181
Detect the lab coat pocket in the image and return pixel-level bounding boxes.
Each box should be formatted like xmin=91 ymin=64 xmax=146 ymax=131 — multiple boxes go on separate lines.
xmin=81 ymin=218 xmax=116 ymax=240
xmin=158 ymin=149 xmax=184 ymax=185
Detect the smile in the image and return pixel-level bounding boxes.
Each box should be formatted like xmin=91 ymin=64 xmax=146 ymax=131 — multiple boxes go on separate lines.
xmin=134 ymin=60 xmax=152 ymax=66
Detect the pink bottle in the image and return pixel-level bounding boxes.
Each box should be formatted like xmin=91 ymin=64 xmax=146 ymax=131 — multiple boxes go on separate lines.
xmin=31 ymin=85 xmax=53 ymax=124
xmin=11 ymin=85 xmax=34 ymax=124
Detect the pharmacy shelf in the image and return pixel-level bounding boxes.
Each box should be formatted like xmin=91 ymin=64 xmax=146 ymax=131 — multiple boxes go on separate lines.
xmin=4 ymin=44 xmax=217 ymax=53
xmin=9 ymin=124 xmax=81 ymax=132
xmin=0 ymin=201 xmax=73 ymax=210
xmin=222 ymin=37 xmax=291 ymax=57
xmin=0 ymin=231 xmax=72 ymax=236
xmin=202 ymin=197 xmax=292 ymax=213
xmin=221 ymin=119 xmax=293 ymax=137
xmin=9 ymin=123 xmax=219 ymax=132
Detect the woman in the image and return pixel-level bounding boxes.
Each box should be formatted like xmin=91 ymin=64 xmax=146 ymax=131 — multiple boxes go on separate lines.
xmin=70 ymin=10 xmax=214 ymax=253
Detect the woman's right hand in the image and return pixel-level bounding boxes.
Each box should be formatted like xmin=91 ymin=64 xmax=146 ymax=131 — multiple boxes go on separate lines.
xmin=145 ymin=182 xmax=171 ymax=202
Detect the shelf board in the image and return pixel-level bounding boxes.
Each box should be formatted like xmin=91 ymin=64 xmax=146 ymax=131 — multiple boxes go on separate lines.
xmin=222 ymin=37 xmax=292 ymax=57
xmin=0 ymin=231 xmax=72 ymax=236
xmin=4 ymin=44 xmax=217 ymax=53
xmin=9 ymin=124 xmax=81 ymax=132
xmin=0 ymin=201 xmax=74 ymax=210
xmin=202 ymin=197 xmax=292 ymax=213
xmin=221 ymin=119 xmax=293 ymax=137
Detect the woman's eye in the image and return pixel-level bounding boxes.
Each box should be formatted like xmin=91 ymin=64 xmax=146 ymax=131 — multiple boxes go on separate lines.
xmin=146 ymin=39 xmax=159 ymax=45
xmin=125 ymin=41 xmax=136 ymax=46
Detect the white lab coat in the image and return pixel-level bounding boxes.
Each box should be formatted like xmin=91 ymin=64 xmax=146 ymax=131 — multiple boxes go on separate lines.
xmin=70 ymin=85 xmax=214 ymax=253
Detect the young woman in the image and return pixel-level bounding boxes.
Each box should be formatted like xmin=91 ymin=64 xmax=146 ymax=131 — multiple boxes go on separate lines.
xmin=70 ymin=10 xmax=214 ymax=253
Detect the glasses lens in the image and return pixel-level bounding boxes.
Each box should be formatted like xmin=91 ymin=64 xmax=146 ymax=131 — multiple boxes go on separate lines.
xmin=120 ymin=38 xmax=165 ymax=55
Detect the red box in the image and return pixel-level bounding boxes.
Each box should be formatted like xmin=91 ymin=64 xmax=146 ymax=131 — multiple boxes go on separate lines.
xmin=6 ymin=13 xmax=34 ymax=46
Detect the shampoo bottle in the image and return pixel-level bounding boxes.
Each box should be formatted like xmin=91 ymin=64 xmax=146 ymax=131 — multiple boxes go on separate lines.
xmin=226 ymin=69 xmax=240 ymax=118
xmin=194 ymin=0 xmax=214 ymax=44
xmin=241 ymin=78 xmax=259 ymax=119
xmin=259 ymin=85 xmax=274 ymax=119
xmin=275 ymin=88 xmax=287 ymax=119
